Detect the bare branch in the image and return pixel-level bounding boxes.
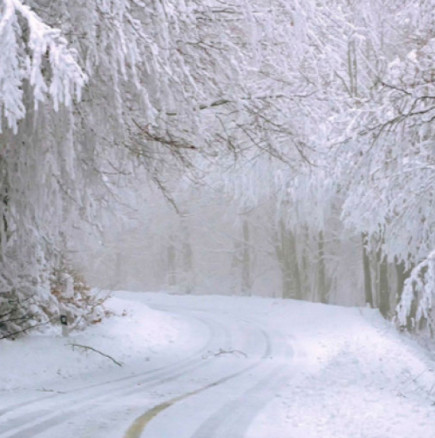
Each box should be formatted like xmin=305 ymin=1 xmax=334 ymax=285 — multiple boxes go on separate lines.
xmin=69 ymin=343 xmax=123 ymax=367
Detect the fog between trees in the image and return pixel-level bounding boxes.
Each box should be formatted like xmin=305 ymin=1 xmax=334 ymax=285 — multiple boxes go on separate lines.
xmin=0 ymin=0 xmax=434 ymax=337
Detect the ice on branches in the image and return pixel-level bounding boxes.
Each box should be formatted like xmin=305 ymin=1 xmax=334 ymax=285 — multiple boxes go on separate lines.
xmin=396 ymin=251 xmax=435 ymax=336
xmin=0 ymin=0 xmax=86 ymax=133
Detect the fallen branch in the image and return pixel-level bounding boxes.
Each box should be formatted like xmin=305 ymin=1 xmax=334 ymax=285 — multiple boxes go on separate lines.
xmin=68 ymin=343 xmax=123 ymax=367
xmin=36 ymin=388 xmax=66 ymax=394
xmin=214 ymin=348 xmax=247 ymax=358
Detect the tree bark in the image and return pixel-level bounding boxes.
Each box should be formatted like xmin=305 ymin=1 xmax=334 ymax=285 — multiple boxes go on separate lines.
xmin=362 ymin=233 xmax=374 ymax=307
xmin=378 ymin=250 xmax=390 ymax=317
xmin=167 ymin=238 xmax=177 ymax=287
xmin=275 ymin=220 xmax=301 ymax=299
xmin=241 ymin=218 xmax=251 ymax=295
xmin=181 ymin=220 xmax=194 ymax=294
xmin=318 ymin=231 xmax=329 ymax=303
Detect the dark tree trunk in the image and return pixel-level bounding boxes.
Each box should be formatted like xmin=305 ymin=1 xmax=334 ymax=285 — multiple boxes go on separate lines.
xmin=241 ymin=218 xmax=251 ymax=295
xmin=362 ymin=233 xmax=374 ymax=307
xmin=181 ymin=219 xmax=194 ymax=294
xmin=395 ymin=259 xmax=412 ymax=303
xmin=167 ymin=239 xmax=177 ymax=286
xmin=318 ymin=231 xmax=328 ymax=303
xmin=378 ymin=250 xmax=390 ymax=317
xmin=274 ymin=221 xmax=301 ymax=299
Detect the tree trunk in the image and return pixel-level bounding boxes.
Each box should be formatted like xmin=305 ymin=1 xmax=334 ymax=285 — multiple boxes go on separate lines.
xmin=378 ymin=250 xmax=390 ymax=317
xmin=275 ymin=221 xmax=301 ymax=299
xmin=242 ymin=218 xmax=251 ymax=295
xmin=362 ymin=233 xmax=374 ymax=307
xmin=167 ymin=238 xmax=177 ymax=287
xmin=317 ymin=231 xmax=329 ymax=303
xmin=395 ymin=259 xmax=412 ymax=304
xmin=181 ymin=220 xmax=194 ymax=294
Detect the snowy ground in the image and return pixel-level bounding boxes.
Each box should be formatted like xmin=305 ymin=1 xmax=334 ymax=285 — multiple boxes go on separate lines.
xmin=1 ymin=292 xmax=435 ymax=438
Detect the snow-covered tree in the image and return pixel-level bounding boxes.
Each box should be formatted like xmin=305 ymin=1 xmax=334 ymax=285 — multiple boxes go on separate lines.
xmin=1 ymin=0 xmax=433 ymax=338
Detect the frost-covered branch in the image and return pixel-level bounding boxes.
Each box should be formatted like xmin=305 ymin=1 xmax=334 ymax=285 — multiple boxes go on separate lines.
xmin=396 ymin=251 xmax=435 ymax=336
xmin=0 ymin=0 xmax=86 ymax=133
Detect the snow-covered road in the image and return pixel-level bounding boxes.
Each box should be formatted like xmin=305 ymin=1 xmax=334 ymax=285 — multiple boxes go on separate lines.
xmin=123 ymin=301 xmax=294 ymax=438
xmin=1 ymin=292 xmax=435 ymax=437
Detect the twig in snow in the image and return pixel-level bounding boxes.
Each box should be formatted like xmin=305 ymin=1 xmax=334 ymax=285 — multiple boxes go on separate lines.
xmin=68 ymin=343 xmax=123 ymax=367
xmin=214 ymin=348 xmax=248 ymax=358
xmin=37 ymin=388 xmax=66 ymax=394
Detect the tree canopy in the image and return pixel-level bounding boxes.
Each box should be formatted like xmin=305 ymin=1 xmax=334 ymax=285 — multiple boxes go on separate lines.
xmin=0 ymin=0 xmax=434 ymax=337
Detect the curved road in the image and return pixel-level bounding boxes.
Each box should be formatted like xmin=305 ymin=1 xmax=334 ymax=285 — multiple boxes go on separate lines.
xmin=0 ymin=295 xmax=294 ymax=438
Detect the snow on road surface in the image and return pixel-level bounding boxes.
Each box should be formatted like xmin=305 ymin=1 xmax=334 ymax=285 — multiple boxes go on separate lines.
xmin=1 ymin=291 xmax=435 ymax=438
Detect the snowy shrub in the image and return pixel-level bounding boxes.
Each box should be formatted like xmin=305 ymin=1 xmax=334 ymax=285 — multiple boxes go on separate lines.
xmin=0 ymin=267 xmax=108 ymax=339
xmin=0 ymin=289 xmax=54 ymax=339
xmin=0 ymin=268 xmax=109 ymax=339
xmin=50 ymin=268 xmax=110 ymax=332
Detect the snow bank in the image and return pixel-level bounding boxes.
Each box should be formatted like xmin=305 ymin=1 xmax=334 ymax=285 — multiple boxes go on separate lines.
xmin=0 ymin=294 xmax=193 ymax=392
xmin=242 ymin=299 xmax=435 ymax=438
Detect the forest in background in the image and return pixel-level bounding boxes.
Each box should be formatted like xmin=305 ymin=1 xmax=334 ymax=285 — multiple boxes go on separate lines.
xmin=0 ymin=0 xmax=434 ymax=338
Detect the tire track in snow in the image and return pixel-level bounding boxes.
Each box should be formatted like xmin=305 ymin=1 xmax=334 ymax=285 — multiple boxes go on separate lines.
xmin=0 ymin=313 xmax=229 ymax=438
xmin=123 ymin=326 xmax=272 ymax=438
xmin=190 ymin=367 xmax=291 ymax=438
xmin=0 ymin=307 xmax=231 ymax=419
xmin=190 ymin=320 xmax=293 ymax=438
